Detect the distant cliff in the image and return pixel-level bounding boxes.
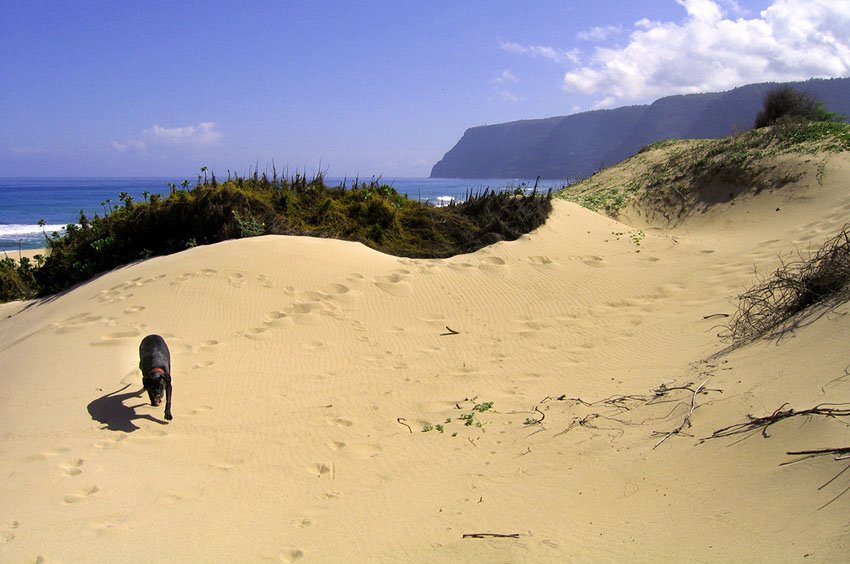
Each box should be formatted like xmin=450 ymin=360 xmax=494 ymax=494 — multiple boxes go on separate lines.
xmin=430 ymin=77 xmax=850 ymax=179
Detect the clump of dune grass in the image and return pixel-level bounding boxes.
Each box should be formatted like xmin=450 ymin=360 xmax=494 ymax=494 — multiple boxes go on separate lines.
xmin=558 ymin=120 xmax=850 ymax=222
xmin=727 ymin=224 xmax=850 ymax=343
xmin=9 ymin=171 xmax=551 ymax=300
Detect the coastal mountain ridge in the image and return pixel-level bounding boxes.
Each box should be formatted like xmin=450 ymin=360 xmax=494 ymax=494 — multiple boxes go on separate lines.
xmin=430 ymin=77 xmax=850 ymax=180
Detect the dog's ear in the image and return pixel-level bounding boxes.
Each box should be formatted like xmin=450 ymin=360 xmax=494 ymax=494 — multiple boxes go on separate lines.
xmin=163 ymin=373 xmax=172 ymax=384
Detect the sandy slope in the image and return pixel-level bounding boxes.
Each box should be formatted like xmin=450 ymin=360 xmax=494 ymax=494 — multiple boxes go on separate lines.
xmin=1 ymin=152 xmax=849 ymax=562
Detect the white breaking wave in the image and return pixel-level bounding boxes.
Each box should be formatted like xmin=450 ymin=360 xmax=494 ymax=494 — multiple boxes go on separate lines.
xmin=0 ymin=224 xmax=66 ymax=237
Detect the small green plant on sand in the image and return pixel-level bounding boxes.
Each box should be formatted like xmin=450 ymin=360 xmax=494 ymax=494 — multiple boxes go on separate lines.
xmin=420 ymin=401 xmax=494 ymax=433
xmin=629 ymin=230 xmax=645 ymax=251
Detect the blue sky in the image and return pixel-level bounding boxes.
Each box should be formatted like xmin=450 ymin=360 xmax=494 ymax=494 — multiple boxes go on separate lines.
xmin=1 ymin=0 xmax=848 ymax=178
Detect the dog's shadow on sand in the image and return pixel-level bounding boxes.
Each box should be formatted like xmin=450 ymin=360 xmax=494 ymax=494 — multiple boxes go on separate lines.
xmin=87 ymin=383 xmax=167 ymax=432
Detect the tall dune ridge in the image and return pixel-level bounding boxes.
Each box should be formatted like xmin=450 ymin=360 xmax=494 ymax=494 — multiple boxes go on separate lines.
xmin=2 ymin=134 xmax=850 ymax=561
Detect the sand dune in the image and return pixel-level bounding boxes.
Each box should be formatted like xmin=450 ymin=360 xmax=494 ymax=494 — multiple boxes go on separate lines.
xmin=1 ymin=151 xmax=849 ymax=561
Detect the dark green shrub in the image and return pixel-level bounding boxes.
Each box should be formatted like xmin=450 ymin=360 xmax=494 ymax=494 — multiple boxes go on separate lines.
xmin=754 ymin=87 xmax=843 ymax=128
xmin=9 ymin=173 xmax=552 ymax=301
xmin=0 ymin=257 xmax=38 ymax=301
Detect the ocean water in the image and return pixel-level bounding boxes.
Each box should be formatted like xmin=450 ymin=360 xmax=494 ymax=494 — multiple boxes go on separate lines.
xmin=0 ymin=176 xmax=566 ymax=251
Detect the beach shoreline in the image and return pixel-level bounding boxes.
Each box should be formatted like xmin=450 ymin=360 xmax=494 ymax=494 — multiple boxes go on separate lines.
xmin=2 ymin=247 xmax=46 ymax=262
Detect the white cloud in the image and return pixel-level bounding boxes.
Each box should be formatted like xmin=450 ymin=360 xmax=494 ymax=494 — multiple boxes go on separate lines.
xmin=563 ymin=0 xmax=850 ymax=108
xmin=498 ymin=89 xmax=521 ymax=102
xmin=500 ymin=41 xmax=581 ymax=65
xmin=492 ymin=69 xmax=519 ymax=84
xmin=111 ymin=121 xmax=222 ymax=153
xmin=145 ymin=122 xmax=223 ymax=145
xmin=577 ymin=25 xmax=624 ymax=42
xmin=111 ymin=139 xmax=147 ymax=153
xmin=8 ymin=145 xmax=47 ymax=156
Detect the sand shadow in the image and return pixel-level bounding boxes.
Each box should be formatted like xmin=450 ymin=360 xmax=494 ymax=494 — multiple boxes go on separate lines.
xmin=87 ymin=383 xmax=167 ymax=432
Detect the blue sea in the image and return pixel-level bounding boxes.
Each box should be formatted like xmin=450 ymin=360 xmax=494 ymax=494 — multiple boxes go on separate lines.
xmin=0 ymin=176 xmax=567 ymax=251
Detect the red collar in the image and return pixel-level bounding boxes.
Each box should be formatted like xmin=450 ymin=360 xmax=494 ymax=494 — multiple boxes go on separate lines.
xmin=149 ymin=367 xmax=167 ymax=376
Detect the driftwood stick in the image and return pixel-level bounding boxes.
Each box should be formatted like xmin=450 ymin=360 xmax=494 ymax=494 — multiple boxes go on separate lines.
xmin=441 ymin=326 xmax=461 ymax=336
xmin=787 ymin=447 xmax=850 ymax=457
xmin=653 ymin=379 xmax=708 ymax=449
xmin=705 ymin=403 xmax=850 ymax=441
xmin=462 ymin=533 xmax=520 ymax=539
xmin=396 ymin=417 xmax=413 ymax=434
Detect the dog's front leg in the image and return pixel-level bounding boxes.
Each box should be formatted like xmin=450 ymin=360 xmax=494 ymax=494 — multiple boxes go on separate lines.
xmin=164 ymin=375 xmax=173 ymax=420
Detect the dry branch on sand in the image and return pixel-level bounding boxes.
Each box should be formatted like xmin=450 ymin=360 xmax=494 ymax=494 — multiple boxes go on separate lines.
xmin=787 ymin=447 xmax=850 ymax=460
xmin=703 ymin=403 xmax=850 ymax=441
xmin=532 ymin=380 xmax=722 ymax=446
xmin=652 ymin=380 xmax=710 ymax=449
xmin=727 ymin=223 xmax=850 ymax=343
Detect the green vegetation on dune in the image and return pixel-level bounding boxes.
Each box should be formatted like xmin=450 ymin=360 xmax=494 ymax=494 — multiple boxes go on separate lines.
xmin=0 ymin=174 xmax=552 ymax=302
xmin=557 ymin=120 xmax=850 ymax=220
xmin=558 ymin=87 xmax=848 ymax=220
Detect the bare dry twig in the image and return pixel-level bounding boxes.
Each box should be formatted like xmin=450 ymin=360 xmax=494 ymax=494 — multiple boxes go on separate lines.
xmin=704 ymin=403 xmax=850 ymax=441
xmin=652 ymin=379 xmax=710 ymax=448
xmin=787 ymin=447 xmax=850 ymax=459
xmin=462 ymin=533 xmax=520 ymax=539
xmin=727 ymin=223 xmax=850 ymax=343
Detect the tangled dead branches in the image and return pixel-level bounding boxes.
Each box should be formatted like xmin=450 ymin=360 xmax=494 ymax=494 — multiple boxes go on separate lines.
xmin=727 ymin=223 xmax=850 ymax=343
xmin=703 ymin=403 xmax=850 ymax=440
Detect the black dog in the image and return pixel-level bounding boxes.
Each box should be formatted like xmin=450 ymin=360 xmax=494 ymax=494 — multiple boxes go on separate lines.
xmin=139 ymin=334 xmax=173 ymax=420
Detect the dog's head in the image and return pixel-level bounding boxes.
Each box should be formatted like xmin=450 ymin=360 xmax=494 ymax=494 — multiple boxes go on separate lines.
xmin=143 ymin=370 xmax=169 ymax=407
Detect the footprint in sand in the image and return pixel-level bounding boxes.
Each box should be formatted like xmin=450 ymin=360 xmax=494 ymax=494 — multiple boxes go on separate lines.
xmin=63 ymin=485 xmax=99 ymax=504
xmin=37 ymin=446 xmax=71 ymax=459
xmin=580 ymin=255 xmax=605 ymax=267
xmin=373 ymin=272 xmax=411 ymax=296
xmin=93 ymin=329 xmax=141 ymax=346
xmin=88 ymin=513 xmax=131 ymax=535
xmin=189 ymin=405 xmax=214 ymax=416
xmin=256 ymin=274 xmax=275 ymax=288
xmin=124 ymin=305 xmax=146 ymax=314
xmin=53 ymin=313 xmax=109 ymax=333
xmin=325 ymin=417 xmax=353 ymax=427
xmin=308 ymin=463 xmax=333 ymax=477
xmin=243 ymin=326 xmax=270 ymax=341
xmin=529 ymin=255 xmax=554 ymax=266
xmin=227 ymin=272 xmax=245 ymax=288
xmin=160 ymin=493 xmax=185 ymax=505
xmin=292 ymin=517 xmax=313 ymax=528
xmin=478 ymin=256 xmax=508 ymax=276
xmin=480 ymin=256 xmax=507 ymax=266
xmin=210 ymin=457 xmax=244 ymax=471
xmin=291 ymin=301 xmax=324 ymax=315
xmin=275 ymin=547 xmax=305 ymax=562
xmin=324 ymin=283 xmax=351 ymax=295
xmin=317 ymin=491 xmax=341 ymax=500
xmin=264 ymin=311 xmax=290 ymax=328
xmin=60 ymin=458 xmax=84 ymax=476
xmin=447 ymin=261 xmax=475 ymax=271
xmin=1 ymin=521 xmax=19 ymax=543
xmin=94 ymin=435 xmax=126 ymax=450
xmin=192 ymin=360 xmax=214 ymax=369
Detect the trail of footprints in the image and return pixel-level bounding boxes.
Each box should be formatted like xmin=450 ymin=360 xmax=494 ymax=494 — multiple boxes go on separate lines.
xmin=71 ymin=256 xmax=549 ymax=553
